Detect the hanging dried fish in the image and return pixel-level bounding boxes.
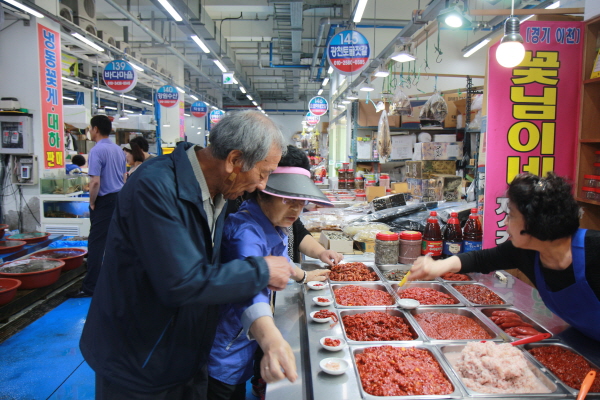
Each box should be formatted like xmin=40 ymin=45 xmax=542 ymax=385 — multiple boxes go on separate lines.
xmin=389 ymin=87 xmax=412 ymax=116
xmin=419 ymin=91 xmax=448 ymax=122
xmin=377 ymin=110 xmax=392 ymax=164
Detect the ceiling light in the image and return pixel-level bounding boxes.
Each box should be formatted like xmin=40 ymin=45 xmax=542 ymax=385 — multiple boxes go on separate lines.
xmin=176 ymin=86 xmax=185 ymax=94
xmin=463 ymin=38 xmax=491 ymax=57
xmin=322 ymin=77 xmax=330 ymax=86
xmin=121 ymin=94 xmax=137 ymax=100
xmin=239 ymin=86 xmax=247 ymax=93
xmin=438 ymin=4 xmax=472 ymax=28
xmin=347 ymin=91 xmax=359 ymax=100
xmin=339 ymin=76 xmax=346 ymax=86
xmin=93 ymin=86 xmax=114 ymax=94
xmin=213 ymin=59 xmax=227 ymax=73
xmin=128 ymin=62 xmax=144 ymax=72
xmin=327 ymin=66 xmax=334 ymax=74
xmin=374 ymin=65 xmax=389 ymax=77
xmin=246 ymin=94 xmax=253 ymax=101
xmin=104 ymin=106 xmax=117 ymax=110
xmin=257 ymin=106 xmax=262 ymax=110
xmin=123 ymin=109 xmax=134 ymax=113
xmin=142 ymin=100 xmax=153 ymax=106
xmin=163 ymin=123 xmax=171 ymax=127
xmin=184 ymin=113 xmax=190 ymax=116
xmin=62 ymin=96 xmax=75 ymax=101
xmin=119 ymin=112 xmax=129 ymax=120
xmin=232 ymin=78 xmax=238 ymax=84
xmin=360 ymin=83 xmax=374 ymax=92
xmin=353 ymin=0 xmax=368 ymax=23
xmin=317 ymin=89 xmax=323 ymax=95
xmin=156 ymin=0 xmax=182 ymax=21
xmin=61 ymin=76 xmax=81 ymax=85
xmin=190 ymin=94 xmax=198 ymax=101
xmin=390 ymin=45 xmax=416 ymax=63
xmin=546 ymin=1 xmax=560 ymax=9
xmin=191 ymin=35 xmax=210 ymax=53
xmin=341 ymin=99 xmax=351 ymax=104
xmin=211 ymin=106 xmax=218 ymax=110
xmin=3 ymin=0 xmax=44 ymax=17
xmin=72 ymin=32 xmax=104 ymax=52
xmin=252 ymin=101 xmax=258 ymax=106
xmin=496 ymin=16 xmax=525 ymax=68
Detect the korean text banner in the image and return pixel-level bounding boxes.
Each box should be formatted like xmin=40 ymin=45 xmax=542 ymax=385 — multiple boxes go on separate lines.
xmin=38 ymin=24 xmax=65 ymax=169
xmin=484 ymin=21 xmax=583 ymax=248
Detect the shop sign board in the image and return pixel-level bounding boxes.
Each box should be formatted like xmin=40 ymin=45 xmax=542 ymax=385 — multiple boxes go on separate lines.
xmin=37 ymin=23 xmax=65 ymax=169
xmin=305 ymin=112 xmax=320 ymax=126
xmin=102 ymin=60 xmax=138 ymax=93
xmin=191 ymin=101 xmax=208 ymax=118
xmin=210 ymin=109 xmax=224 ymax=125
xmin=179 ymin=98 xmax=185 ymax=139
xmin=308 ymin=96 xmax=328 ymax=116
xmin=326 ymin=30 xmax=370 ymax=76
xmin=483 ymin=21 xmax=583 ymax=249
xmin=156 ymin=85 xmax=179 ymax=108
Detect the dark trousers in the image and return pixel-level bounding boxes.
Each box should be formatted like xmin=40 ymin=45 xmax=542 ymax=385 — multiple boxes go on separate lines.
xmin=95 ymin=366 xmax=208 ymax=400
xmin=206 ymin=376 xmax=246 ymax=400
xmin=81 ymin=192 xmax=118 ymax=295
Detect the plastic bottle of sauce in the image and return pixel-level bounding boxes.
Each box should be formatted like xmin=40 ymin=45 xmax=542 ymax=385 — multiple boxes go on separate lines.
xmin=442 ymin=212 xmax=463 ymax=258
xmin=421 ymin=211 xmax=443 ymax=259
xmin=463 ymin=208 xmax=483 ymax=252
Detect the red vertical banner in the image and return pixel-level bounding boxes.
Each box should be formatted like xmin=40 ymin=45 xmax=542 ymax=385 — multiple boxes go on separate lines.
xmin=483 ymin=21 xmax=583 ymax=248
xmin=38 ymin=24 xmax=65 ymax=169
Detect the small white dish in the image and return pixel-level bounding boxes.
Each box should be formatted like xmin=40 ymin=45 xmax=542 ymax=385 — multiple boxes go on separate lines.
xmin=319 ymin=357 xmax=349 ymax=375
xmin=310 ymin=310 xmax=333 ymax=323
xmin=312 ymin=296 xmax=333 ymax=306
xmin=319 ymin=336 xmax=346 ymax=351
xmin=307 ymin=281 xmax=328 ymax=290
xmin=398 ymin=299 xmax=420 ymax=309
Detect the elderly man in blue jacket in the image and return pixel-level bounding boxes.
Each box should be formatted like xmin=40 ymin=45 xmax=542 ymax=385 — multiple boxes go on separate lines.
xmin=80 ymin=111 xmax=297 ymax=399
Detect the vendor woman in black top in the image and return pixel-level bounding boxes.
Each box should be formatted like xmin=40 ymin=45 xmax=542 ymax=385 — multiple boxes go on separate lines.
xmin=410 ymin=172 xmax=600 ymax=341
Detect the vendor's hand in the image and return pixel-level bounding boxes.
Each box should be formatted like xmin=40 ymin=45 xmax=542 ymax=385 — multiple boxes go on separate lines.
xmin=318 ymin=249 xmax=343 ymax=266
xmin=306 ymin=269 xmax=330 ymax=282
xmin=410 ymin=255 xmax=460 ymax=281
xmin=260 ymin=335 xmax=297 ymax=384
xmin=264 ymin=256 xmax=294 ymax=291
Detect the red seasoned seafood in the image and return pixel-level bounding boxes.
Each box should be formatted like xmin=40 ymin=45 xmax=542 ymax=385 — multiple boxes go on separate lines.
xmin=316 ymin=297 xmax=330 ymax=302
xmin=334 ymin=285 xmax=394 ymax=306
xmin=342 ymin=311 xmax=414 ymax=341
xmin=489 ymin=310 xmax=542 ymax=338
xmin=313 ymin=310 xmax=338 ymax=327
xmin=356 ymin=346 xmax=453 ymax=396
xmin=329 ymin=262 xmax=378 ymax=281
xmin=400 ymin=287 xmax=457 ymax=305
xmin=455 ymin=284 xmax=504 ymax=305
xmin=323 ymin=338 xmax=341 ymax=347
xmin=440 ymin=272 xmax=471 ymax=281
xmin=414 ymin=312 xmax=492 ymax=340
xmin=529 ymin=346 xmax=600 ymax=392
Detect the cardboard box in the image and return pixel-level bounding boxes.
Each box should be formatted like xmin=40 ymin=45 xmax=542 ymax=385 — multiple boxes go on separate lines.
xmin=401 ymin=100 xmax=426 ymax=125
xmin=432 ymin=134 xmax=457 ymax=142
xmin=371 ymin=193 xmax=407 ymax=211
xmin=454 ymin=98 xmax=478 ymax=125
xmin=407 ymin=178 xmax=437 ymax=198
xmin=355 ymin=241 xmax=375 ymax=253
xmin=366 ymin=185 xmax=386 ymax=202
xmin=413 ymin=142 xmax=463 ymax=161
xmin=392 ymin=182 xmax=409 ymax=193
xmin=391 ymin=134 xmax=416 ymax=160
xmin=405 ymin=160 xmax=457 ymax=179
xmin=442 ymin=93 xmax=468 ymax=128
xmin=432 ymin=174 xmax=463 ymax=201
xmin=318 ymin=230 xmax=355 ymax=254
xmin=358 ymin=101 xmax=401 ymax=127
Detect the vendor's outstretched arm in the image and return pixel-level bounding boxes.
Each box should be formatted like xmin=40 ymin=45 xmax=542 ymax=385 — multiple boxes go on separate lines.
xmin=409 ymin=255 xmax=462 ymax=280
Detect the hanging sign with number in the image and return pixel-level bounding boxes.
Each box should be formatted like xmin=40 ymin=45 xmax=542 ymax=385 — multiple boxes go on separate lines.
xmin=308 ymin=96 xmax=328 ymax=117
xmin=305 ymin=112 xmax=320 ymax=126
xmin=327 ymin=30 xmax=370 ymax=76
xmin=191 ymin=101 xmax=208 ymax=118
xmin=210 ymin=109 xmax=225 ymax=124
xmin=102 ymin=60 xmax=138 ymax=93
xmin=156 ymin=85 xmax=179 ymax=108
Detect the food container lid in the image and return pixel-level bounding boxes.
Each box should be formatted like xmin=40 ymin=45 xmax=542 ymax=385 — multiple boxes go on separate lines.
xmin=582 ymin=186 xmax=594 ymax=191
xmin=593 ymin=175 xmax=600 ymax=179
xmin=367 ymin=180 xmax=376 ymax=183
xmin=347 ymin=169 xmax=354 ymax=172
xmin=594 ymin=163 xmax=600 ymax=167
xmin=376 ymin=232 xmax=399 ymax=241
xmin=595 ymin=187 xmax=600 ymax=193
xmin=595 ymin=151 xmax=600 ymax=154
xmin=338 ymin=169 xmax=347 ymax=172
xmin=356 ymin=193 xmax=366 ymax=198
xmin=355 ymin=177 xmax=363 ymax=181
xmin=584 ymin=175 xmax=595 ymax=179
xmin=400 ymin=231 xmax=422 ymax=240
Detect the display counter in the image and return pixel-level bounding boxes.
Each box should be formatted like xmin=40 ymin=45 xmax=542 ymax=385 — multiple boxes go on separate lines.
xmin=267 ymin=255 xmax=600 ymax=400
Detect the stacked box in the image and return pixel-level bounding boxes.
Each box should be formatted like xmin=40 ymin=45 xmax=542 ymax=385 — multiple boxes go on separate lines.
xmin=371 ymin=193 xmax=407 ymax=211
xmin=407 ymin=178 xmax=437 ymax=202
xmin=413 ymin=142 xmax=463 ymax=161
xmin=318 ymin=230 xmax=355 ymax=254
xmin=432 ymin=174 xmax=463 ymax=201
xmin=405 ymin=160 xmax=457 ymax=179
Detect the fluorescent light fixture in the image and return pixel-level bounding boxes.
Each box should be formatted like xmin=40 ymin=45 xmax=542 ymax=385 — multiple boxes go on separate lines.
xmin=162 ymin=123 xmax=171 ymax=127
xmin=191 ymin=35 xmax=210 ymax=53
xmin=353 ymin=0 xmax=368 ymax=23
xmin=93 ymin=86 xmax=114 ymax=94
xmin=463 ymin=38 xmax=491 ymax=57
xmin=129 ymin=62 xmax=144 ymax=72
xmin=72 ymin=32 xmax=104 ymax=52
xmin=184 ymin=113 xmax=190 ymax=116
xmin=317 ymin=89 xmax=323 ymax=95
xmin=347 ymin=91 xmax=359 ymax=100
xmin=327 ymin=66 xmax=334 ymax=74
xmin=232 ymin=78 xmax=238 ymax=84
xmin=176 ymin=86 xmax=185 ymax=94
xmin=252 ymin=101 xmax=258 ymax=106
xmin=62 ymin=96 xmax=75 ymax=101
xmin=390 ymin=46 xmax=416 ymax=62
xmin=246 ymin=94 xmax=254 ymax=101
xmin=119 ymin=115 xmax=129 ymax=120
xmin=341 ymin=99 xmax=351 ymax=104
xmin=3 ymin=0 xmax=44 ymax=18
xmin=239 ymin=86 xmax=247 ymax=93
xmin=322 ymin=77 xmax=330 ymax=86
xmin=104 ymin=106 xmax=117 ymax=110
xmin=61 ymin=76 xmax=80 ymax=85
xmin=546 ymin=1 xmax=560 ymax=9
xmin=121 ymin=94 xmax=137 ymax=100
xmin=360 ymin=82 xmax=374 ymax=92
xmin=190 ymin=94 xmax=198 ymax=101
xmin=156 ymin=0 xmax=182 ymax=21
xmin=142 ymin=100 xmax=153 ymax=106
xmin=123 ymin=109 xmax=134 ymax=113
xmin=213 ymin=59 xmax=227 ymax=73
xmin=339 ymin=76 xmax=346 ymax=87
xmin=257 ymin=106 xmax=262 ymax=110
xmin=521 ymin=14 xmax=535 ymax=22
xmin=211 ymin=106 xmax=218 ymax=110
xmin=374 ymin=65 xmax=390 ymax=77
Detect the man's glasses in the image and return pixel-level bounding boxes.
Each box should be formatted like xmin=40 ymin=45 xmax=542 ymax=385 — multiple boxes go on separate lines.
xmin=281 ymin=198 xmax=309 ymax=207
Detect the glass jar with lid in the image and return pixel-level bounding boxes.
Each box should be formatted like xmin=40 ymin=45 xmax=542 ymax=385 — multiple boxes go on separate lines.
xmin=355 ymin=177 xmax=364 ymax=190
xmin=584 ymin=175 xmax=598 ymax=188
xmin=582 ymin=186 xmax=595 ymax=200
xmin=399 ymin=230 xmax=423 ymax=264
xmin=375 ymin=232 xmax=399 ymax=265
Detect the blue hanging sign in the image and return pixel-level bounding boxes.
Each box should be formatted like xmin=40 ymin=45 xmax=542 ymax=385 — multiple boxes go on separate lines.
xmin=305 ymin=112 xmax=320 ymax=126
xmin=308 ymin=96 xmax=328 ymax=117
xmin=326 ymin=30 xmax=370 ymax=76
xmin=210 ymin=109 xmax=225 ymax=125
xmin=156 ymin=85 xmax=179 ymax=108
xmin=190 ymin=101 xmax=208 ymax=118
xmin=102 ymin=60 xmax=138 ymax=93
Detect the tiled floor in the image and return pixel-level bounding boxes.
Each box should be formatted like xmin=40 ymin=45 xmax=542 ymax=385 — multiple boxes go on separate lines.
xmin=0 ymin=298 xmax=259 ymax=400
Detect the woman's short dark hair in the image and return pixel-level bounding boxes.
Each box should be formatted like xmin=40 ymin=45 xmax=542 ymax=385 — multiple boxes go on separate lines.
xmin=124 ymin=142 xmax=145 ymax=163
xmin=71 ymin=154 xmax=86 ymax=166
xmin=507 ymin=172 xmax=579 ymax=241
xmin=129 ymin=136 xmax=149 ymax=152
xmin=278 ymin=145 xmax=310 ymax=171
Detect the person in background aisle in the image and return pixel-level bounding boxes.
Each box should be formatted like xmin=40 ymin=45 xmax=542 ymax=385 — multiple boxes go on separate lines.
xmin=409 ymin=172 xmax=600 ymax=341
xmin=67 ymin=115 xmax=126 ymax=298
xmin=66 ymin=154 xmax=86 ymax=175
xmin=123 ymin=142 xmax=145 ymax=181
xmin=207 ymin=146 xmax=334 ymax=400
xmin=130 ymin=135 xmax=156 ymax=160
xmin=80 ymin=110 xmax=296 ymax=400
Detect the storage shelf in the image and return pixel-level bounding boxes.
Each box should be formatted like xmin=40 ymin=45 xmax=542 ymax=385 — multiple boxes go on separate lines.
xmin=356 ymin=159 xmax=410 ymax=163
xmin=576 ymin=197 xmax=600 ymax=206
xmin=579 ymin=139 xmax=600 ymax=143
xmin=583 ymin=77 xmax=600 ymax=85
xmin=356 ymin=126 xmax=465 ymax=132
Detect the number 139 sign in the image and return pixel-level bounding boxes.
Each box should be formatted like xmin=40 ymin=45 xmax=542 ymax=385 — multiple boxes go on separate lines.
xmin=326 ymin=30 xmax=370 ymax=76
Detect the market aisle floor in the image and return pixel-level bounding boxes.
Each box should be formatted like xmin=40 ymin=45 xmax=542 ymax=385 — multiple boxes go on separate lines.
xmin=0 ymin=298 xmax=259 ymax=400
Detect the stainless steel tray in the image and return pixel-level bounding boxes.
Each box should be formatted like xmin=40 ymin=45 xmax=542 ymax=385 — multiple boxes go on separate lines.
xmin=328 ymin=262 xmax=381 ymax=284
xmin=376 ymin=263 xmax=438 ymax=282
xmin=331 ymin=283 xmax=397 ymax=308
xmin=338 ymin=308 xmax=423 ymax=344
xmin=392 ymin=282 xmax=463 ymax=307
xmin=478 ymin=307 xmax=554 ymax=342
xmin=436 ymin=343 xmax=568 ymax=398
xmin=524 ymin=342 xmax=600 ymax=397
xmin=409 ymin=307 xmax=504 ymax=342
xmin=447 ymin=282 xmax=512 ymax=307
xmin=350 ymin=344 xmax=464 ymax=399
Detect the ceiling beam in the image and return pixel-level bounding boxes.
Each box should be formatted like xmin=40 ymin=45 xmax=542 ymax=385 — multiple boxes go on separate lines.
xmin=469 ymin=7 xmax=584 ymax=16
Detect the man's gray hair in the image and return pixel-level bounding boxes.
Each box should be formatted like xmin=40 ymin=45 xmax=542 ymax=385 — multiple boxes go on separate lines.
xmin=209 ymin=110 xmax=286 ymax=171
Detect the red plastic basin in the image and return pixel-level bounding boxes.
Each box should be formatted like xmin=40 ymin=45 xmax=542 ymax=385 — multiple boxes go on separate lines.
xmin=6 ymin=232 xmax=51 ymax=244
xmin=0 ymin=259 xmax=65 ymax=289
xmin=0 ymin=240 xmax=27 ymax=254
xmin=29 ymin=248 xmax=87 ymax=271
xmin=0 ymin=278 xmax=21 ymax=306
xmin=0 ymin=224 xmax=9 ymax=240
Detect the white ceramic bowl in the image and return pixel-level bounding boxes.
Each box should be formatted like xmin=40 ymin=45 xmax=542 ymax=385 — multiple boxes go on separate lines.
xmin=307 ymin=281 xmax=328 ymax=290
xmin=397 ymin=299 xmax=420 ymax=309
xmin=319 ymin=357 xmax=349 ymax=375
xmin=310 ymin=310 xmax=333 ymax=323
xmin=319 ymin=336 xmax=346 ymax=352
xmin=312 ymin=296 xmax=333 ymax=306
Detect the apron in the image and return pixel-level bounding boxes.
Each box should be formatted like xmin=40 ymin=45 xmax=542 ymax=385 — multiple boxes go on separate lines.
xmin=533 ymin=228 xmax=600 ymax=341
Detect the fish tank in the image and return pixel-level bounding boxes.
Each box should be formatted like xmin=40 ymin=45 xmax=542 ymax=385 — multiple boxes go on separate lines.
xmin=40 ymin=175 xmax=90 ymax=195
xmin=43 ymin=200 xmax=90 ymax=219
